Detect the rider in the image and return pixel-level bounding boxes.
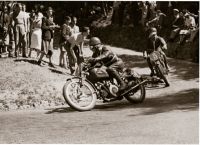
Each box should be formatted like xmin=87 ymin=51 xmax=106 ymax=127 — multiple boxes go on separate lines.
xmin=143 ymin=27 xmax=169 ymax=77
xmin=89 ymin=37 xmax=126 ymax=92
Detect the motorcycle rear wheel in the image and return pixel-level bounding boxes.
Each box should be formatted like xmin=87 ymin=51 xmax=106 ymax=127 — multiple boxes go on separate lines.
xmin=125 ymin=79 xmax=146 ymax=103
xmin=63 ymin=78 xmax=97 ymax=111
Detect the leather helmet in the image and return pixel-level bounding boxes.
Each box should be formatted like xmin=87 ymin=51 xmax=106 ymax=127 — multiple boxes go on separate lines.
xmin=89 ymin=37 xmax=101 ymax=46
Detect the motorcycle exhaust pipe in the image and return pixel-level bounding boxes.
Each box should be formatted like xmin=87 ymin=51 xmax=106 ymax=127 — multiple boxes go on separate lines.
xmin=121 ymin=80 xmax=147 ymax=96
xmin=103 ymin=80 xmax=147 ymax=103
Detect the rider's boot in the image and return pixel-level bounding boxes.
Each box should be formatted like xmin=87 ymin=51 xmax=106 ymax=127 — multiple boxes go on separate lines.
xmin=147 ymin=57 xmax=155 ymax=76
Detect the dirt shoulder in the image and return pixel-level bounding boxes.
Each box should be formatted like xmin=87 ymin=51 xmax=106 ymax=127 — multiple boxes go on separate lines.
xmin=0 ymin=46 xmax=199 ymax=111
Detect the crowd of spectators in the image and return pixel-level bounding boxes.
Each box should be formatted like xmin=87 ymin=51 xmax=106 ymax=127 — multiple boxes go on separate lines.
xmin=0 ymin=1 xmax=199 ymax=62
xmin=111 ymin=1 xmax=199 ymax=45
xmin=0 ymin=2 xmax=92 ymax=75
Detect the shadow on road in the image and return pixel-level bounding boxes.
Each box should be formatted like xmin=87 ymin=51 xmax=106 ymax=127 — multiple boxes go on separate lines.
xmin=45 ymin=107 xmax=75 ymax=114
xmin=94 ymin=88 xmax=199 ymax=115
xmin=119 ymin=54 xmax=148 ymax=69
xmin=45 ymin=88 xmax=198 ymax=115
xmin=169 ymin=59 xmax=199 ymax=80
xmin=14 ymin=58 xmax=38 ymax=65
xmin=119 ymin=54 xmax=199 ymax=81
xmin=48 ymin=68 xmax=67 ymax=75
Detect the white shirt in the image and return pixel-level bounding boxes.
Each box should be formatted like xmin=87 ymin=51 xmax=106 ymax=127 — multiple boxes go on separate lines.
xmin=68 ymin=33 xmax=85 ymax=47
xmin=185 ymin=15 xmax=196 ymax=28
xmin=71 ymin=25 xmax=79 ymax=34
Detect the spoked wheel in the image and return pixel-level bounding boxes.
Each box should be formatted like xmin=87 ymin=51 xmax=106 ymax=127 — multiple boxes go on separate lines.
xmin=156 ymin=64 xmax=170 ymax=87
xmin=125 ymin=79 xmax=146 ymax=103
xmin=63 ymin=78 xmax=97 ymax=111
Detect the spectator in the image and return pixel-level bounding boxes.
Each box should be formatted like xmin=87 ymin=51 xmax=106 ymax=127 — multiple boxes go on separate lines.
xmin=139 ymin=1 xmax=148 ymax=27
xmin=111 ymin=1 xmax=121 ymax=25
xmin=178 ymin=12 xmax=196 ymax=44
xmin=147 ymin=1 xmax=157 ymax=20
xmin=59 ymin=16 xmax=72 ymax=69
xmin=7 ymin=2 xmax=15 ymax=57
xmin=186 ymin=11 xmax=199 ymax=43
xmin=169 ymin=9 xmax=185 ymax=42
xmin=11 ymin=3 xmax=27 ymax=57
xmin=28 ymin=5 xmax=43 ymax=58
xmin=70 ymin=16 xmax=79 ymax=35
xmin=21 ymin=4 xmax=30 ymax=52
xmin=146 ymin=10 xmax=166 ymax=32
xmin=0 ymin=4 xmax=11 ymax=56
xmin=37 ymin=7 xmax=58 ymax=67
xmin=67 ymin=27 xmax=90 ymax=75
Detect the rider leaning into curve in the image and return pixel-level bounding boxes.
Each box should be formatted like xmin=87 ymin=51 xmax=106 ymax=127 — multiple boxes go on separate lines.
xmin=143 ymin=27 xmax=169 ymax=76
xmin=88 ymin=37 xmax=126 ymax=92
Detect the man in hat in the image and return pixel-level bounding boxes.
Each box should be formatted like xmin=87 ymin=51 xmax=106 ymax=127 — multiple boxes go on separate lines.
xmin=37 ymin=7 xmax=59 ymax=67
xmin=144 ymin=27 xmax=169 ymax=77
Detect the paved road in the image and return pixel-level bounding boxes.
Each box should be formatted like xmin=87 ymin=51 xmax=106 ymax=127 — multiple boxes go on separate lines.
xmin=0 ymin=46 xmax=199 ymax=144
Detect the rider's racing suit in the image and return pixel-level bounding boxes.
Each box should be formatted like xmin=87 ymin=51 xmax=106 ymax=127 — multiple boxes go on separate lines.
xmin=146 ymin=36 xmax=168 ymax=76
xmin=90 ymin=45 xmax=126 ymax=91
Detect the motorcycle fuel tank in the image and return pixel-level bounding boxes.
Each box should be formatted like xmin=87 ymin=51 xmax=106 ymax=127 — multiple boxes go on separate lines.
xmin=87 ymin=67 xmax=110 ymax=82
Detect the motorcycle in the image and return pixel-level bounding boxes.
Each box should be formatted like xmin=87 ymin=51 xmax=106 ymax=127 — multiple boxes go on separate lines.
xmin=148 ymin=51 xmax=170 ymax=87
xmin=63 ymin=60 xmax=146 ymax=111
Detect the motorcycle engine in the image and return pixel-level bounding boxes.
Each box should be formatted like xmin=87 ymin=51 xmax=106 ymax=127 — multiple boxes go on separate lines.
xmin=109 ymin=84 xmax=119 ymax=97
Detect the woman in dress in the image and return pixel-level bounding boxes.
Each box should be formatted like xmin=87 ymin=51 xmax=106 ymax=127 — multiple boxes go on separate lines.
xmin=28 ymin=5 xmax=43 ymax=58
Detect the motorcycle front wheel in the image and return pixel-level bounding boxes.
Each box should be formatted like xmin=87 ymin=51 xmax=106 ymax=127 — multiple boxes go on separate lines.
xmin=63 ymin=78 xmax=97 ymax=111
xmin=125 ymin=78 xmax=146 ymax=103
xmin=156 ymin=63 xmax=170 ymax=87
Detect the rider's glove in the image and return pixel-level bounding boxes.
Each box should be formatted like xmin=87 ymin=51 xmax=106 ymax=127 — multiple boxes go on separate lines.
xmin=88 ymin=58 xmax=96 ymax=63
xmin=79 ymin=55 xmax=84 ymax=63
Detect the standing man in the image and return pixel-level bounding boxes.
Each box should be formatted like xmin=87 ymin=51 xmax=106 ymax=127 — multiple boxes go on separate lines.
xmin=12 ymin=3 xmax=27 ymax=57
xmin=70 ymin=16 xmax=79 ymax=35
xmin=0 ymin=4 xmax=11 ymax=56
xmin=21 ymin=4 xmax=30 ymax=52
xmin=67 ymin=27 xmax=90 ymax=75
xmin=59 ymin=16 xmax=72 ymax=68
xmin=37 ymin=7 xmax=58 ymax=67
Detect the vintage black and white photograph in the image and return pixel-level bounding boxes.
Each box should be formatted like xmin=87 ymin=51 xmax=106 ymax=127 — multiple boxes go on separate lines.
xmin=0 ymin=0 xmax=199 ymax=144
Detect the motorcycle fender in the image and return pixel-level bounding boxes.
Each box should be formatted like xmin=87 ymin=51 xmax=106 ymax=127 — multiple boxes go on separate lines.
xmin=66 ymin=77 xmax=98 ymax=94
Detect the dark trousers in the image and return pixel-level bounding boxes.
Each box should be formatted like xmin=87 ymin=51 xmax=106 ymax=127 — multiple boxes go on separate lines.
xmin=106 ymin=59 xmax=125 ymax=86
xmin=66 ymin=45 xmax=83 ymax=74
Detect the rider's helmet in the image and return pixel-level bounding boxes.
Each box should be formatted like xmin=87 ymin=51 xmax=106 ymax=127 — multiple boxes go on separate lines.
xmin=149 ymin=27 xmax=157 ymax=38
xmin=89 ymin=37 xmax=101 ymax=46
